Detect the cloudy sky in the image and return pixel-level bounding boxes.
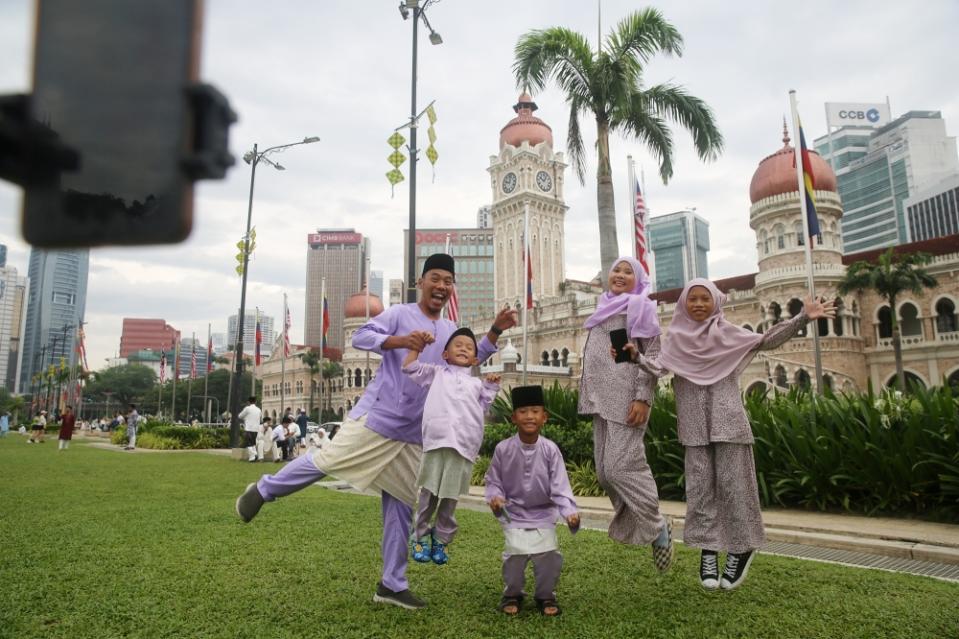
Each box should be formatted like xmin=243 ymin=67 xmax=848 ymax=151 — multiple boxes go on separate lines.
xmin=0 ymin=0 xmax=956 ymax=370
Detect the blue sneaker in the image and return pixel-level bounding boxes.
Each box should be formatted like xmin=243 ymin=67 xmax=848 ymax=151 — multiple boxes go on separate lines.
xmin=430 ymin=530 xmax=449 ymax=565
xmin=410 ymin=534 xmax=431 ymax=563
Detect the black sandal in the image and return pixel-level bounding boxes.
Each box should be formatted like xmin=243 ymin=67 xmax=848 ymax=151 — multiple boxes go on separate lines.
xmin=535 ymin=598 xmax=561 ymax=617
xmin=498 ymin=595 xmax=523 ymax=616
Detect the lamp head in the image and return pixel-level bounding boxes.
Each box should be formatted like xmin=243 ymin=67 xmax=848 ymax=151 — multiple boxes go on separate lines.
xmin=242 ymin=151 xmax=255 ymax=165
xmin=274 ymin=164 xmax=286 ymax=171
xmin=303 ymin=136 xmax=320 ymax=143
xmin=429 ymin=31 xmax=443 ymax=45
xmin=398 ymin=2 xmax=409 ymax=19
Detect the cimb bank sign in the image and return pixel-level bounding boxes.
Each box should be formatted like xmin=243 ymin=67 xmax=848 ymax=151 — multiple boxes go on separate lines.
xmin=825 ymin=102 xmax=891 ymax=128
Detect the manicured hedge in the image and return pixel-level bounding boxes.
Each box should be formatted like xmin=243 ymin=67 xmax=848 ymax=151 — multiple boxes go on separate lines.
xmin=482 ymin=383 xmax=959 ymax=521
xmin=110 ymin=421 xmax=230 ymax=450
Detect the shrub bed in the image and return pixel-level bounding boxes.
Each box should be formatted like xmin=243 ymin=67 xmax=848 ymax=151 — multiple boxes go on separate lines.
xmin=109 ymin=421 xmax=230 ymax=450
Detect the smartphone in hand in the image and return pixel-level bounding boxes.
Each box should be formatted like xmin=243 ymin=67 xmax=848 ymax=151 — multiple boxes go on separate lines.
xmin=610 ymin=328 xmax=631 ymax=363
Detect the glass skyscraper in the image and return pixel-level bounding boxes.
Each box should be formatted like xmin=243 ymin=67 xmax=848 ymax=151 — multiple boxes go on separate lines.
xmin=20 ymin=248 xmax=89 ymax=393
xmin=648 ymin=210 xmax=710 ymax=292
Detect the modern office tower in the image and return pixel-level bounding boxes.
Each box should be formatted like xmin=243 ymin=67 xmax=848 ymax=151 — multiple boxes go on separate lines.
xmin=0 ymin=244 xmax=7 ymax=268
xmin=904 ymin=175 xmax=959 ymax=242
xmin=476 ymin=205 xmax=492 ymax=229
xmin=19 ymin=249 xmax=89 ymax=392
xmin=304 ymin=229 xmax=368 ymax=351
xmin=404 ymin=227 xmax=495 ymax=322
xmin=0 ymin=264 xmax=29 ymax=392
xmin=119 ymin=318 xmax=180 ymax=358
xmin=210 ymin=332 xmax=228 ymax=355
xmin=175 ymin=335 xmax=210 ymax=378
xmin=389 ymin=279 xmax=404 ymax=306
xmin=228 ymin=312 xmax=275 ymax=356
xmin=815 ymin=110 xmax=959 ymax=252
xmin=648 ymin=210 xmax=710 ymax=292
xmin=369 ymin=270 xmax=384 ymax=301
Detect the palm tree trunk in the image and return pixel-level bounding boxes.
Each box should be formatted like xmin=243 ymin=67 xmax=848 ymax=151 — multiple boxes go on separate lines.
xmin=595 ymin=118 xmax=620 ymax=284
xmin=889 ymin=296 xmax=905 ymax=391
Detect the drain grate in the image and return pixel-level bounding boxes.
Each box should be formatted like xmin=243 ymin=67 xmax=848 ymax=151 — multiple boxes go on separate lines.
xmin=761 ymin=540 xmax=959 ymax=583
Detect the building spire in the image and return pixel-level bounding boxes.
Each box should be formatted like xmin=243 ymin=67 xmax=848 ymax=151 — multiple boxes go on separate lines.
xmin=782 ymin=116 xmax=791 ymax=147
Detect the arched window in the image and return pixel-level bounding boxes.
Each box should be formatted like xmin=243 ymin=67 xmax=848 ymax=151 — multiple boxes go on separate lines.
xmin=365 ymin=368 xmax=372 ymax=384
xmin=769 ymin=302 xmax=783 ymax=325
xmin=745 ymin=381 xmax=767 ymax=398
xmin=885 ymin=371 xmax=926 ymax=390
xmin=947 ymin=369 xmax=959 ymax=391
xmin=774 ymin=224 xmax=785 ymax=250
xmin=832 ymin=298 xmax=845 ymax=336
xmin=823 ymin=374 xmax=834 ymax=391
xmin=795 ymin=369 xmax=811 ymax=391
xmin=794 ymin=220 xmax=805 ymax=246
xmin=787 ymin=299 xmax=806 ymax=336
xmin=742 ymin=323 xmax=753 ymax=332
xmin=899 ymin=303 xmax=922 ymax=337
xmin=851 ymin=301 xmax=860 ymax=336
xmin=354 ymin=368 xmax=362 ymax=387
xmin=877 ymin=306 xmax=893 ymax=339
xmin=774 ymin=365 xmax=787 ymax=387
xmin=935 ymin=298 xmax=958 ymax=334
xmin=541 ymin=351 xmax=550 ymax=366
xmin=759 ymin=230 xmax=769 ymax=255
xmin=551 ymin=349 xmax=560 ymax=367
xmin=346 ymin=373 xmax=352 ymax=388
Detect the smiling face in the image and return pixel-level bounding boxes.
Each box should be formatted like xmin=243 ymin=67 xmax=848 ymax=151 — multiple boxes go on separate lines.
xmin=685 ymin=285 xmax=716 ymax=322
xmin=511 ymin=405 xmax=548 ymax=442
xmin=443 ymin=334 xmax=477 ymax=368
xmin=418 ymin=269 xmax=454 ymax=317
xmin=608 ymin=261 xmax=637 ymax=295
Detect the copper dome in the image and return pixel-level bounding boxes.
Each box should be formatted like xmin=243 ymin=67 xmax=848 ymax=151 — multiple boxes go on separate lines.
xmin=499 ymin=93 xmax=553 ymax=149
xmin=749 ymin=126 xmax=837 ymax=204
xmin=344 ymin=290 xmax=384 ymax=319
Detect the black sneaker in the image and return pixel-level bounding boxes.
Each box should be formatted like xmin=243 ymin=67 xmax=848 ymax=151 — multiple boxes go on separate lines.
xmin=720 ymin=550 xmax=755 ymax=590
xmin=699 ymin=550 xmax=719 ymax=590
xmin=372 ymin=582 xmax=426 ymax=610
xmin=235 ymin=483 xmax=264 ymax=523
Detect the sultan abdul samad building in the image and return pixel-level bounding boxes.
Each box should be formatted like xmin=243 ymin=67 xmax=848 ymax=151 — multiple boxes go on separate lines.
xmin=261 ymin=94 xmax=959 ymax=420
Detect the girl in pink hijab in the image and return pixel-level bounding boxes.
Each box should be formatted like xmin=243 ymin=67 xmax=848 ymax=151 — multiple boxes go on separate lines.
xmin=577 ymin=257 xmax=673 ymax=572
xmin=628 ymin=278 xmax=834 ymax=591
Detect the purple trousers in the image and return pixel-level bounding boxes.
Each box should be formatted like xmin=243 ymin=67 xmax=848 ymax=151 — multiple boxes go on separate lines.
xmin=502 ymin=550 xmax=563 ymax=601
xmin=414 ymin=487 xmax=459 ymax=543
xmin=257 ymin=454 xmax=413 ymax=592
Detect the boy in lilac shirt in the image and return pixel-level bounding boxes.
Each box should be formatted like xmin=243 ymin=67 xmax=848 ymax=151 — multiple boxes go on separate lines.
xmin=402 ymin=326 xmax=500 ymax=565
xmin=485 ymin=385 xmax=579 ymax=617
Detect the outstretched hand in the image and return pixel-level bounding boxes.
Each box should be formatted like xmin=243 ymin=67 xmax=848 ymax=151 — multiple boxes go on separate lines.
xmin=492 ymin=306 xmax=519 ymax=332
xmin=610 ymin=342 xmax=640 ymax=362
xmin=804 ymin=296 xmax=837 ymax=320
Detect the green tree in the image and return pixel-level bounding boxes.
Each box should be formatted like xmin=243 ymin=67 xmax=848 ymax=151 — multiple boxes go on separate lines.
xmin=838 ymin=249 xmax=938 ymax=391
xmin=299 ymin=348 xmax=322 ymax=415
xmin=84 ymin=364 xmax=157 ymax=406
xmin=513 ymin=8 xmax=723 ymax=279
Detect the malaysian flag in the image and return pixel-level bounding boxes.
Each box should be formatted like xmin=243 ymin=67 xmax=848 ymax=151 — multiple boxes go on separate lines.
xmin=255 ymin=313 xmax=262 ymax=366
xmin=190 ymin=341 xmax=197 ymax=380
xmin=447 ymin=285 xmax=459 ymax=323
xmin=322 ymin=297 xmax=330 ymax=337
xmin=284 ymin=306 xmax=292 ymax=357
xmin=76 ymin=326 xmax=89 ymax=371
xmin=633 ymin=179 xmax=650 ymax=274
xmin=207 ymin=335 xmax=213 ymax=373
xmin=160 ymin=351 xmax=166 ymax=383
xmin=173 ymin=341 xmax=180 ymax=381
xmin=794 ymin=118 xmax=822 ymax=245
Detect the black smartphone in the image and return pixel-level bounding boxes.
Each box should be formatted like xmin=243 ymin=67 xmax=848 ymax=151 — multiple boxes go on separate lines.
xmin=610 ymin=328 xmax=631 ymax=363
xmin=23 ymin=0 xmax=203 ymax=247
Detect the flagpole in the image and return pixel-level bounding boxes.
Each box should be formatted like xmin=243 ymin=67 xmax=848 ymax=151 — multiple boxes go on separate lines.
xmin=252 ymin=308 xmax=258 ymax=396
xmin=627 ymin=155 xmax=635 ymax=259
xmin=319 ymin=278 xmax=325 ymax=420
xmin=522 ymin=201 xmax=530 ymax=386
xmin=158 ymin=350 xmax=164 ymax=419
xmin=187 ymin=332 xmax=194 ymax=421
xmin=281 ymin=296 xmax=287 ymax=417
xmin=789 ymin=89 xmax=824 ymax=395
xmin=172 ymin=339 xmax=179 ymax=420
xmin=365 ymin=256 xmax=371 ymax=391
xmin=203 ymin=323 xmax=211 ymax=422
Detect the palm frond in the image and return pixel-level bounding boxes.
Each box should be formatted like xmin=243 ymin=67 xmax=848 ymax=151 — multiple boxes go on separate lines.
xmin=513 ymin=27 xmax=593 ymax=98
xmin=634 ymin=83 xmax=724 ymax=161
xmin=615 ymin=107 xmax=674 ymax=182
xmin=566 ymin=97 xmax=588 ymax=183
xmin=606 ymin=8 xmax=683 ymax=67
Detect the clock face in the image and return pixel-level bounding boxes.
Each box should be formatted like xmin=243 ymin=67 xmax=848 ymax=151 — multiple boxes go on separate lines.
xmin=536 ymin=170 xmax=552 ymax=192
xmin=502 ymin=172 xmax=517 ymax=194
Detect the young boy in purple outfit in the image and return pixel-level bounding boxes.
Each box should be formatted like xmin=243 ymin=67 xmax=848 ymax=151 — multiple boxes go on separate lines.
xmin=485 ymin=385 xmax=580 ymax=618
xmin=235 ymin=253 xmax=517 ymax=610
xmin=402 ymin=326 xmax=501 ymax=565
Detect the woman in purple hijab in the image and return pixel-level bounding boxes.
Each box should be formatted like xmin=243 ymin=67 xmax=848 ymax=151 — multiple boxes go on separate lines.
xmin=632 ymin=278 xmax=834 ymax=591
xmin=577 ymin=256 xmax=673 ymax=572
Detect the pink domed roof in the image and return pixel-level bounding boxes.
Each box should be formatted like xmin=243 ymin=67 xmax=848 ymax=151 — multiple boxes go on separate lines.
xmin=749 ymin=124 xmax=837 ymax=204
xmin=499 ymin=93 xmax=553 ymax=149
xmin=344 ymin=290 xmax=384 ymax=319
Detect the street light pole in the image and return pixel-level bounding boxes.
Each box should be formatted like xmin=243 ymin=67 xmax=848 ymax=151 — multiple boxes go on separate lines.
xmin=401 ymin=0 xmax=442 ymax=303
xmin=228 ymin=136 xmax=320 ymax=448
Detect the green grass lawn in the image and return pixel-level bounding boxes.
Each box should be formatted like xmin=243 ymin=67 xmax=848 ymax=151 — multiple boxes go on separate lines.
xmin=1 ymin=437 xmax=957 ymax=639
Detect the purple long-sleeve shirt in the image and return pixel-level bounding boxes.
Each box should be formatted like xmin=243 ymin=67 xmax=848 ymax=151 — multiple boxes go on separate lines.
xmin=484 ymin=435 xmax=578 ymax=529
xmin=349 ymin=303 xmax=498 ymax=445
xmin=402 ymin=360 xmax=499 ymax=460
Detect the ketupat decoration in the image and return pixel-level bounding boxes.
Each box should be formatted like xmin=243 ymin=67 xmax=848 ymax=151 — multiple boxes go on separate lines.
xmin=425 ymin=104 xmax=438 ymax=181
xmin=386 ymin=132 xmax=407 ymax=196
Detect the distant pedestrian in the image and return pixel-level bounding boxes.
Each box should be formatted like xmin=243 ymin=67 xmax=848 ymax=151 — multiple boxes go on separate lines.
xmin=296 ymin=409 xmax=309 ymax=448
xmin=124 ymin=404 xmax=139 ymax=450
xmin=57 ymin=405 xmax=77 ymax=450
xmin=239 ymin=396 xmax=263 ymax=462
xmin=255 ymin=417 xmax=276 ymax=462
xmin=28 ymin=410 xmax=47 ymax=444
xmin=0 ymin=411 xmax=9 ymax=437
xmin=272 ymin=418 xmax=290 ymax=462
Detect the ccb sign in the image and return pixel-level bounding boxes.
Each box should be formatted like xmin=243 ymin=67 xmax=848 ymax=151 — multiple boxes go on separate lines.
xmin=826 ymin=102 xmax=890 ymax=128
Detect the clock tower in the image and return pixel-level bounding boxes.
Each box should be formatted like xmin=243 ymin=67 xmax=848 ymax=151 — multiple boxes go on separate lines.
xmin=488 ymin=93 xmax=568 ymax=310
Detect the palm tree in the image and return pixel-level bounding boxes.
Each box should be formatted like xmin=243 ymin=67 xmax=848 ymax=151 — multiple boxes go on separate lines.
xmin=838 ymin=249 xmax=937 ymax=391
xmin=299 ymin=348 xmax=322 ymax=416
xmin=513 ymin=8 xmax=724 ymax=279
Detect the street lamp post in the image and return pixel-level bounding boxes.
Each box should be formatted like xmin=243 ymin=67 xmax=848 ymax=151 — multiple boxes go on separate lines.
xmin=400 ymin=0 xmax=443 ymax=302
xmin=228 ymin=136 xmax=320 ymax=448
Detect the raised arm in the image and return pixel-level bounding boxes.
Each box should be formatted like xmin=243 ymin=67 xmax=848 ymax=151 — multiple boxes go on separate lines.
xmin=479 ymin=375 xmax=501 ymax=411
xmin=758 ymin=296 xmax=835 ymax=351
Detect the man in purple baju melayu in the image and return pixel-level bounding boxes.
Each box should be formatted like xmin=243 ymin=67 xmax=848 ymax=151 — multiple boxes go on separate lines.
xmin=236 ymin=253 xmax=517 ymax=609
